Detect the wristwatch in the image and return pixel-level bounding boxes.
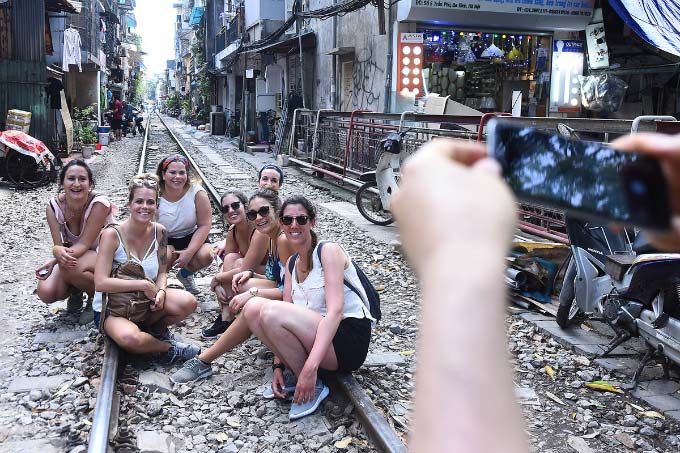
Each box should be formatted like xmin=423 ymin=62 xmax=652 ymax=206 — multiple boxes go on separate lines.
xmin=249 ymin=287 xmax=259 ymax=297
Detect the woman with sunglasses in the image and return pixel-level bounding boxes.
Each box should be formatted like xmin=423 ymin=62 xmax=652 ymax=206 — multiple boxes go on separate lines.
xmin=243 ymin=195 xmax=374 ymax=420
xmin=93 ymin=174 xmax=199 ymax=363
xmin=156 ymin=155 xmax=214 ymax=295
xmin=36 ymin=159 xmax=115 ymax=318
xmin=201 ymin=189 xmax=269 ymax=338
xmin=171 ymin=189 xmax=293 ymax=384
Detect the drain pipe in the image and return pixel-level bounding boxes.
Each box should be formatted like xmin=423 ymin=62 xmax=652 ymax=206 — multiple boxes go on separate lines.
xmin=331 ymin=0 xmax=338 ymax=109
xmin=383 ymin=2 xmax=393 ymax=113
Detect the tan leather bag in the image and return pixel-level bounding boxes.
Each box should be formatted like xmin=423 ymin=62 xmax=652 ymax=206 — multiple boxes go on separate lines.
xmin=100 ymin=224 xmax=160 ymax=330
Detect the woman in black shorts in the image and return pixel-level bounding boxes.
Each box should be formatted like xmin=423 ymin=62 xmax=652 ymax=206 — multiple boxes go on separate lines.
xmin=242 ymin=195 xmax=374 ymax=420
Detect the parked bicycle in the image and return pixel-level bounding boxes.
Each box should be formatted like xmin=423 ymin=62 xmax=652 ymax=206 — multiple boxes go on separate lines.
xmin=355 ymin=130 xmax=410 ymax=226
xmin=225 ymin=109 xmax=240 ymax=138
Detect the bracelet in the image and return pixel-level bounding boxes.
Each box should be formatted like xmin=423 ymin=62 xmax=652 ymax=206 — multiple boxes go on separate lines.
xmin=272 ymin=362 xmax=285 ymax=371
xmin=158 ymin=288 xmax=166 ymax=295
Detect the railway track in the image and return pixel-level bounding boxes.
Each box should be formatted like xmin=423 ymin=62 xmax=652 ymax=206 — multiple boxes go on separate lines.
xmin=87 ymin=114 xmax=407 ymax=452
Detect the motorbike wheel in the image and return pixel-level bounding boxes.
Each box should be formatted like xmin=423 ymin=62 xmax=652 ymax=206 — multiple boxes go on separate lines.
xmin=556 ymin=257 xmax=580 ymax=328
xmin=356 ymin=180 xmax=394 ymax=226
xmin=5 ymin=150 xmax=52 ymax=189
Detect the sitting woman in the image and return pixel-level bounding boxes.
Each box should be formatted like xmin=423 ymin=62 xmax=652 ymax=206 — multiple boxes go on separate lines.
xmin=156 ymin=155 xmax=214 ymax=295
xmin=244 ymin=195 xmax=374 ymax=420
xmin=202 ymin=188 xmax=269 ymax=338
xmin=171 ymin=189 xmax=292 ymax=383
xmin=258 ymin=163 xmax=284 ymax=193
xmin=93 ymin=174 xmax=199 ymax=364
xmin=36 ymin=159 xmax=114 ymax=317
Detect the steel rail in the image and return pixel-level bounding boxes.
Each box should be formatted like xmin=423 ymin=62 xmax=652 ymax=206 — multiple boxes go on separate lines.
xmin=88 ymin=113 xmax=152 ymax=453
xmin=155 ymin=114 xmax=221 ymax=205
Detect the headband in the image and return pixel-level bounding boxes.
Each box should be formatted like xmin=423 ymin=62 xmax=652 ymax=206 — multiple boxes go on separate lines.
xmin=258 ymin=163 xmax=284 ymax=185
xmin=162 ymin=155 xmax=189 ymax=171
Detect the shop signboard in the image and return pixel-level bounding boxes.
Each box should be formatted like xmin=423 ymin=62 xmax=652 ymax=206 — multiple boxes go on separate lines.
xmin=397 ymin=33 xmax=425 ymax=98
xmin=549 ymin=39 xmax=584 ymax=113
xmin=398 ymin=0 xmax=594 ymax=32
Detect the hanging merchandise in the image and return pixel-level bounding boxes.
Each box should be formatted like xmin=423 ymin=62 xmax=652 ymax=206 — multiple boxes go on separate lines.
xmin=481 ymin=44 xmax=503 ymax=58
xmin=535 ymin=47 xmax=548 ymax=72
xmin=62 ymin=27 xmax=82 ymax=72
xmin=578 ymin=73 xmax=627 ymax=113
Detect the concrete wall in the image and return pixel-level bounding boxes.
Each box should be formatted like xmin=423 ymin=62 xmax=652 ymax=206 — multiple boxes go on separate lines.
xmin=245 ymin=0 xmax=285 ymax=29
xmin=307 ymin=0 xmax=388 ymax=111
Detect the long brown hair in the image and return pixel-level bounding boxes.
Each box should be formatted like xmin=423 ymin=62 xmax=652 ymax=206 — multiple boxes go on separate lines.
xmin=281 ymin=195 xmax=318 ymax=272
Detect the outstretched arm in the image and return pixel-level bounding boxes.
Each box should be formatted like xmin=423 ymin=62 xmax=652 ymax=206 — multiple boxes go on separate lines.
xmin=393 ymin=139 xmax=527 ymax=453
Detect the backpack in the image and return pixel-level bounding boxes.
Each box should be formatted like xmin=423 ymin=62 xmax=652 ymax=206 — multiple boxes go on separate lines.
xmin=288 ymin=241 xmax=382 ymax=322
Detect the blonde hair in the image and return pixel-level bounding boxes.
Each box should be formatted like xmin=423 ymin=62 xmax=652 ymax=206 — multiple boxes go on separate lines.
xmin=128 ymin=173 xmax=160 ymax=202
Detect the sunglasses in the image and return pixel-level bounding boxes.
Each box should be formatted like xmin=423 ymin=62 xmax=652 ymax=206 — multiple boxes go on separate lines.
xmin=162 ymin=155 xmax=189 ymax=170
xmin=220 ymin=201 xmax=242 ymax=214
xmin=131 ymin=177 xmax=158 ymax=187
xmin=281 ymin=215 xmax=309 ymax=226
xmin=246 ymin=206 xmax=271 ymax=221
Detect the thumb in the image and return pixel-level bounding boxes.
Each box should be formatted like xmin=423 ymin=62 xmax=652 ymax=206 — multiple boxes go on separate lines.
xmin=472 ymin=157 xmax=503 ymax=177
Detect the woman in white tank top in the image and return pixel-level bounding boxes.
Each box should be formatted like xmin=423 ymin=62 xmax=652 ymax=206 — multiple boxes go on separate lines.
xmin=155 ymin=155 xmax=214 ymax=295
xmin=94 ymin=174 xmax=199 ymax=364
xmin=242 ymin=195 xmax=373 ymax=420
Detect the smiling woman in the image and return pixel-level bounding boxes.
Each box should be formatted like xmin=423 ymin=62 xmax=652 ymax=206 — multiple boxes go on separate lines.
xmin=92 ymin=173 xmax=199 ymax=364
xmin=35 ymin=159 xmax=115 ymax=318
xmin=155 ymin=154 xmax=214 ymax=294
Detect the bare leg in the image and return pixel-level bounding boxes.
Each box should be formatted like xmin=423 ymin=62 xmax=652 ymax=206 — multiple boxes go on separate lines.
xmin=244 ymin=300 xmax=339 ymax=374
xmin=186 ymin=243 xmax=215 ymax=272
xmin=198 ymin=314 xmax=253 ymax=363
xmin=36 ymin=265 xmax=71 ymax=304
xmin=146 ymin=288 xmax=196 ymax=332
xmin=60 ymin=250 xmax=97 ymax=296
xmin=104 ymin=316 xmax=171 ymax=354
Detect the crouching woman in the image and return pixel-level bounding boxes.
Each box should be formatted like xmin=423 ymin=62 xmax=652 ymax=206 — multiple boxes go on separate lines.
xmin=93 ymin=174 xmax=199 ymax=364
xmin=243 ymin=195 xmax=374 ymax=420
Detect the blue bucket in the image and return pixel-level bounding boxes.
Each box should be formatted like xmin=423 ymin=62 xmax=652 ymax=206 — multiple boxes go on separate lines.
xmin=97 ymin=125 xmax=111 ymax=133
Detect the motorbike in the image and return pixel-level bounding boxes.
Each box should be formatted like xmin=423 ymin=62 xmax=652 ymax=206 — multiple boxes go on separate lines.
xmin=122 ymin=112 xmax=144 ymax=137
xmin=355 ymin=130 xmax=410 ymax=226
xmin=557 ymin=215 xmax=680 ymax=387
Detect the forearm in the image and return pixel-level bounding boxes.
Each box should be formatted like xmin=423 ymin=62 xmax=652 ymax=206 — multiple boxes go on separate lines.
xmin=255 ymin=288 xmax=283 ymax=301
xmin=305 ymin=313 xmax=342 ymax=371
xmin=410 ymin=244 xmax=527 ymax=453
xmin=95 ymin=277 xmax=150 ymax=294
xmin=155 ymin=272 xmax=168 ymax=290
xmin=69 ymin=243 xmax=90 ymax=258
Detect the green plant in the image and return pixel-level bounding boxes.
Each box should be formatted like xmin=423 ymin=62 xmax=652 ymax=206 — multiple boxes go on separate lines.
xmin=73 ymin=104 xmax=97 ymax=122
xmin=182 ymin=100 xmax=192 ymax=117
xmin=80 ymin=127 xmax=97 ymax=145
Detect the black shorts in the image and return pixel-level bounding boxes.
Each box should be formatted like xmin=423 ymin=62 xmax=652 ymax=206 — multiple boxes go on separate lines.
xmin=168 ymin=231 xmax=209 ymax=251
xmin=332 ymin=317 xmax=372 ymax=372
xmin=111 ymin=118 xmax=122 ymax=130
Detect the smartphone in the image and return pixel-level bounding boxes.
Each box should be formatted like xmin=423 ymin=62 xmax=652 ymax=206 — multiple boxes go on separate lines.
xmin=486 ymin=120 xmax=671 ymax=230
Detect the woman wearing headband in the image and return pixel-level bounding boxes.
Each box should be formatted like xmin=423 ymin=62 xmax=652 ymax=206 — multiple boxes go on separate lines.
xmin=156 ymin=155 xmax=214 ymax=294
xmin=258 ymin=163 xmax=284 ymax=192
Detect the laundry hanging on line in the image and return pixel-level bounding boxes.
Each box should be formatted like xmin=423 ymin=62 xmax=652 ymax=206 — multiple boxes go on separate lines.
xmin=62 ymin=27 xmax=82 ymax=72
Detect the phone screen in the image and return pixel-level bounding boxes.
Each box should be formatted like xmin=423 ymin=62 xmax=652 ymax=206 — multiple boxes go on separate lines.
xmin=487 ymin=120 xmax=670 ymax=229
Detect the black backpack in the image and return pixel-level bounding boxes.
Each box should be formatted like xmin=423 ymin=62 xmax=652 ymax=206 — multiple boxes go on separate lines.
xmin=288 ymin=241 xmax=381 ymax=322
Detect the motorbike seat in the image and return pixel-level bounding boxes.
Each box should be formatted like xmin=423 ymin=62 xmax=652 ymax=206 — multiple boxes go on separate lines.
xmin=604 ymin=254 xmax=636 ymax=281
xmin=632 ymin=231 xmax=660 ymax=254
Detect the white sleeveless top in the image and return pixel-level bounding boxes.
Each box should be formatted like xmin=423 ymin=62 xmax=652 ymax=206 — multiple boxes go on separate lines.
xmin=158 ymin=184 xmax=205 ymax=238
xmin=291 ymin=243 xmax=375 ymax=321
xmin=92 ymin=225 xmax=159 ymax=312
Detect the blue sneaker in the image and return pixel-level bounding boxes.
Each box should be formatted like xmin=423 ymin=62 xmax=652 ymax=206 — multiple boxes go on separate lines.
xmin=159 ymin=341 xmax=200 ymax=365
xmin=170 ymin=357 xmax=213 ymax=384
xmin=288 ymin=379 xmax=329 ymax=420
xmin=262 ymin=369 xmax=297 ymax=399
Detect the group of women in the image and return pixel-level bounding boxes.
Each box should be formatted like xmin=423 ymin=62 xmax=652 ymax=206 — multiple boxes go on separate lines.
xmin=35 ymin=157 xmax=373 ymax=420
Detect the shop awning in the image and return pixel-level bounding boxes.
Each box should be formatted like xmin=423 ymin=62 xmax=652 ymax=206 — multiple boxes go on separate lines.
xmin=127 ymin=14 xmax=137 ymax=29
xmin=608 ymin=0 xmax=680 ymax=59
xmin=45 ymin=0 xmax=81 ymax=13
xmin=189 ymin=7 xmax=205 ymax=26
xmin=243 ymin=31 xmax=316 ymax=54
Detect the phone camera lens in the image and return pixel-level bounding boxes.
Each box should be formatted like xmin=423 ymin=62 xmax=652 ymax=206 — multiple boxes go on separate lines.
xmin=629 ymin=179 xmax=647 ymax=196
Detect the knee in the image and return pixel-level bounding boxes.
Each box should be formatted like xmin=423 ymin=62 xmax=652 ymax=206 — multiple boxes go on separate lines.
xmin=260 ymin=302 xmax=281 ymax=327
xmin=243 ymin=298 xmax=266 ymax=326
xmin=115 ymin=331 xmax=144 ymax=351
xmin=37 ymin=286 xmax=59 ymax=304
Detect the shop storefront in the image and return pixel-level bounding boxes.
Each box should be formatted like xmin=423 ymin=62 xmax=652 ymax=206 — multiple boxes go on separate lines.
xmin=396 ymin=0 xmax=595 ymax=116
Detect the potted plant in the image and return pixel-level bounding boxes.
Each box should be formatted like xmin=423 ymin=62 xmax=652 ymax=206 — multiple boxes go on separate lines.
xmin=80 ymin=127 xmax=97 ymax=159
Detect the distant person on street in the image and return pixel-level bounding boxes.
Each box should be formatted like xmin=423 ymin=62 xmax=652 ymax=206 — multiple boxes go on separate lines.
xmin=111 ymin=95 xmax=123 ymax=141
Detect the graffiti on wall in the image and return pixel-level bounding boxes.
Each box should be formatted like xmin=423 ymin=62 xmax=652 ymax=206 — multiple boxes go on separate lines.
xmin=342 ymin=41 xmax=384 ymax=110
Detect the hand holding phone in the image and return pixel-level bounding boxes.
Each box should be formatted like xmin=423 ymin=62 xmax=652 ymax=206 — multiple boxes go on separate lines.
xmin=486 ymin=120 xmax=671 ymax=230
